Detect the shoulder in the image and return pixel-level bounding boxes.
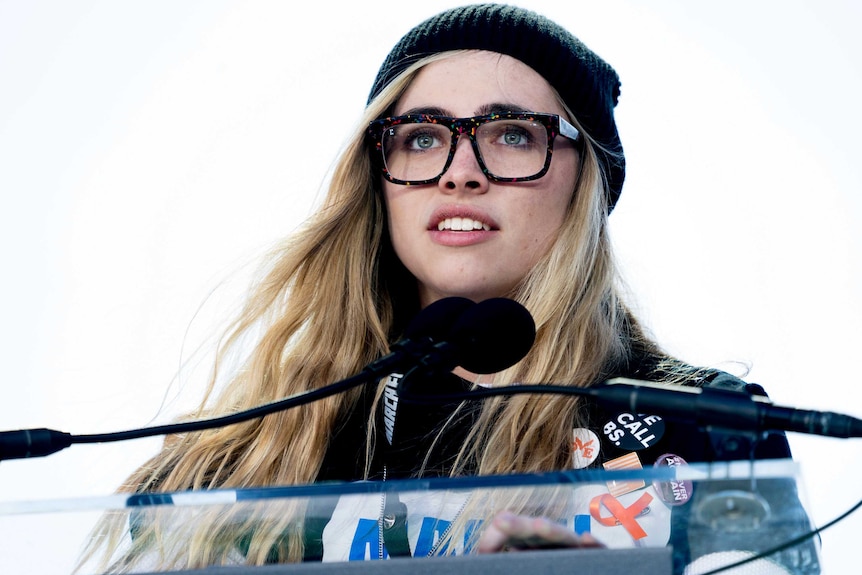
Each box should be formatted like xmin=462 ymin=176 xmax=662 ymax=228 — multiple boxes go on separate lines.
xmin=618 ymin=352 xmax=771 ymax=396
xmin=599 ymin=357 xmax=792 ymax=461
xmin=699 ymin=368 xmax=776 ymax=402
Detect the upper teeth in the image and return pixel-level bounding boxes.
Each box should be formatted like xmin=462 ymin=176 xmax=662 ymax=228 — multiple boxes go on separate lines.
xmin=437 ymin=217 xmax=491 ymax=231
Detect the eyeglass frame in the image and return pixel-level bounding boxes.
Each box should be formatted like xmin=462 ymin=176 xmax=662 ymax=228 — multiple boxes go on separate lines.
xmin=366 ymin=111 xmax=581 ymax=185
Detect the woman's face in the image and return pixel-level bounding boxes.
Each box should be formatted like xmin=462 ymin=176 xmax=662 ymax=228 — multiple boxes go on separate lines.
xmin=383 ymin=51 xmax=579 ymax=308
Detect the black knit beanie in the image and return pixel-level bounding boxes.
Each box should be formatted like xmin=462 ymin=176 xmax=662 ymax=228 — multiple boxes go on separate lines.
xmin=367 ymin=3 xmax=625 ymax=211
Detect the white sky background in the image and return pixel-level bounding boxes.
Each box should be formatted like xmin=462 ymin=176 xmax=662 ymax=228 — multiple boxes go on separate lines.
xmin=0 ymin=0 xmax=860 ymax=572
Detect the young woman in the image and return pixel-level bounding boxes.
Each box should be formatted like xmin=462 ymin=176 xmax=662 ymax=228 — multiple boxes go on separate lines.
xmin=81 ymin=4 xmax=818 ymax=574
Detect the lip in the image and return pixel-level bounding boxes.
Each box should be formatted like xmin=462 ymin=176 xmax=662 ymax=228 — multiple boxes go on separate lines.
xmin=427 ymin=204 xmax=498 ymax=246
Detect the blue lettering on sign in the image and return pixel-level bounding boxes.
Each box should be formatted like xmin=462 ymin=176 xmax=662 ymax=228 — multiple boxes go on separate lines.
xmin=462 ymin=519 xmax=482 ymax=553
xmin=574 ymin=514 xmax=591 ymax=535
xmin=416 ymin=517 xmax=485 ymax=556
xmin=349 ymin=518 xmax=388 ymax=561
xmin=415 ymin=517 xmax=452 ymax=556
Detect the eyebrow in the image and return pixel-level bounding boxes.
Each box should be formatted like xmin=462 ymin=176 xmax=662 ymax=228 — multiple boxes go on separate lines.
xmin=398 ymin=102 xmax=533 ymax=117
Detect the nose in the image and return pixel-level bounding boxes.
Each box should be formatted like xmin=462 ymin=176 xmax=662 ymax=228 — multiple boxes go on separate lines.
xmin=438 ymin=134 xmax=489 ymax=193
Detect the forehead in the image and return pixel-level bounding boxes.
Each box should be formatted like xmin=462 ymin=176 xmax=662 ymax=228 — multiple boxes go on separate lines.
xmin=393 ymin=51 xmax=565 ymax=116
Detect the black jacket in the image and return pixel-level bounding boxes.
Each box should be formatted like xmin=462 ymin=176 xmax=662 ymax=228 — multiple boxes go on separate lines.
xmin=311 ymin=367 xmax=820 ymax=574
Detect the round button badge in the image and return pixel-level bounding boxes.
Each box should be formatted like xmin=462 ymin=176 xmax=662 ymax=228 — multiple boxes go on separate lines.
xmin=602 ymin=412 xmax=665 ymax=451
xmin=652 ymin=453 xmax=693 ymax=506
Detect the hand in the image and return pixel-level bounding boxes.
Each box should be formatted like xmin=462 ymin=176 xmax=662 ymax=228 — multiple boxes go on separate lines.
xmin=476 ymin=510 xmax=604 ymax=554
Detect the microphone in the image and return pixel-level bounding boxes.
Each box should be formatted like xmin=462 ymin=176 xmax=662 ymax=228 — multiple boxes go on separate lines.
xmin=594 ymin=378 xmax=862 ymax=439
xmin=404 ymin=297 xmax=536 ymax=377
xmin=362 ymin=296 xmax=474 ymax=378
xmin=0 ymin=298 xmax=478 ymax=461
xmin=406 ymin=376 xmax=862 ymax=439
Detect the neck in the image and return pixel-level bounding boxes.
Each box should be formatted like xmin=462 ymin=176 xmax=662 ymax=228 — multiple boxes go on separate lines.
xmin=452 ymin=366 xmax=495 ymax=387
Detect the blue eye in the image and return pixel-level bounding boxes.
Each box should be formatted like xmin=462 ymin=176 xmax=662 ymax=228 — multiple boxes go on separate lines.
xmin=501 ymin=128 xmax=528 ymax=146
xmin=410 ymin=132 xmax=438 ymax=150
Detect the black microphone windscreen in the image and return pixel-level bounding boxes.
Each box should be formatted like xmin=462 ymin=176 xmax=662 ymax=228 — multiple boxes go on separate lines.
xmin=402 ymin=297 xmax=475 ymax=340
xmin=449 ymin=298 xmax=536 ymax=373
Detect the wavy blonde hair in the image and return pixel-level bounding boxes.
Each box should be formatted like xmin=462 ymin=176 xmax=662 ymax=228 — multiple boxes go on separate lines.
xmin=79 ymin=51 xmax=672 ymax=572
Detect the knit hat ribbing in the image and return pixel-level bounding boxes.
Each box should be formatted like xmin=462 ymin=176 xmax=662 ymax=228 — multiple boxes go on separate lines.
xmin=367 ymin=3 xmax=625 ymax=211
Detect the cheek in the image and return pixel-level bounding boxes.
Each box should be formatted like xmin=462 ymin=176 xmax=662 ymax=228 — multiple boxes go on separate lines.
xmin=516 ymin=184 xmax=574 ymax=258
xmin=545 ymin=166 xmax=577 ymax=230
xmin=382 ymin=184 xmax=403 ymax=236
xmin=527 ymin=181 xmax=574 ymax=234
xmin=382 ymin=189 xmax=420 ymax=259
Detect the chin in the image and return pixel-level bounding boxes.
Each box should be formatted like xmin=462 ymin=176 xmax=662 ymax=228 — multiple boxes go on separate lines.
xmin=424 ymin=285 xmax=512 ymax=306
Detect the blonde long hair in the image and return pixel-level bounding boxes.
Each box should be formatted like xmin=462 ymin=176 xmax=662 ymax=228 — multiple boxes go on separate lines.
xmin=80 ymin=51 xmax=670 ymax=572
